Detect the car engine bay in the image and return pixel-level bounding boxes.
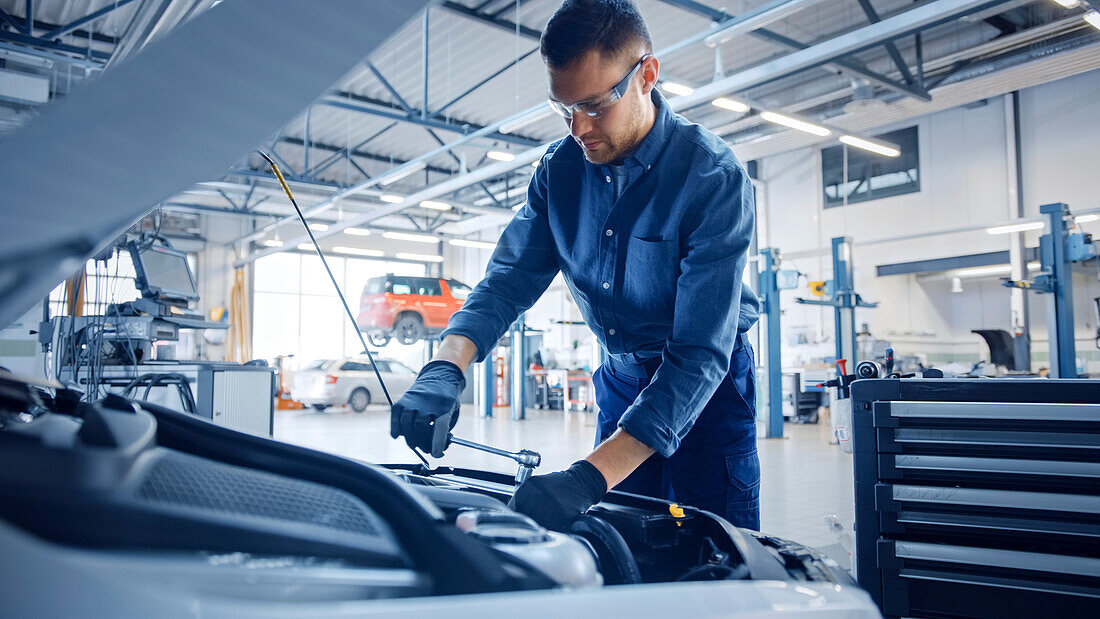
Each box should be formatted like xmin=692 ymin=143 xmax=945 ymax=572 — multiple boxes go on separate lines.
xmin=0 ymin=371 xmax=861 ymax=615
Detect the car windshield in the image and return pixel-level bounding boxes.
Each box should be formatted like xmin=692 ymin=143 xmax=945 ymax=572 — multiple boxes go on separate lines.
xmin=448 ymin=281 xmax=472 ymax=300
xmin=302 ymin=360 xmax=330 ymax=371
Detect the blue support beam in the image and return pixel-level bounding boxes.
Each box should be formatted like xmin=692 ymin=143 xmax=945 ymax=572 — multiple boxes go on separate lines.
xmin=654 ymin=0 xmax=932 ymax=101
xmin=0 ymin=28 xmax=112 ymax=61
xmin=760 ymin=248 xmax=784 ymax=439
xmin=365 ymin=61 xmax=414 ymax=115
xmin=43 ymin=0 xmax=138 ymax=40
xmin=321 ymin=92 xmax=540 ymax=148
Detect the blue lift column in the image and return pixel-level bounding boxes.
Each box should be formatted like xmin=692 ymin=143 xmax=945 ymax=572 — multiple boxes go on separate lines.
xmin=511 ymin=313 xmax=526 ymax=421
xmin=1004 ymin=203 xmax=1097 ymax=378
xmin=478 ymin=345 xmax=494 ymax=418
xmin=797 ymin=236 xmax=877 ymax=365
xmin=759 ymin=248 xmax=784 ymax=439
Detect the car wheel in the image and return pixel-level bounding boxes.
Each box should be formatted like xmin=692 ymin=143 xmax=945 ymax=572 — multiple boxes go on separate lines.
xmin=348 ymin=388 xmax=371 ymax=413
xmin=394 ymin=314 xmax=425 ymax=345
xmin=311 ymin=404 xmax=327 ymax=412
xmin=368 ymin=332 xmax=391 ymax=347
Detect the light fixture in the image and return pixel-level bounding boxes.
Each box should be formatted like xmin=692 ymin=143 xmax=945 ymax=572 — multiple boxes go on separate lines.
xmin=449 ymin=239 xmax=496 ymax=250
xmin=261 ymin=239 xmax=284 ymax=247
xmin=397 ymin=252 xmax=444 ymax=263
xmin=953 ymin=264 xmax=1012 ymax=278
xmin=661 ymin=81 xmax=694 ymax=96
xmin=512 ymin=203 xmax=525 ymax=212
xmin=379 ymin=160 xmax=427 ymax=186
xmin=487 ymin=150 xmax=515 ymax=162
xmin=379 ymin=194 xmax=404 ymax=204
xmin=839 ymin=135 xmax=900 ymax=157
xmin=344 ymin=227 xmax=371 ymax=236
xmin=308 ymin=223 xmax=329 ymax=231
xmin=1085 ymin=11 xmax=1100 ymax=31
xmin=531 ymin=160 xmax=540 ymax=168
xmin=759 ymin=111 xmax=831 ymax=136
xmin=297 ymin=243 xmax=316 ymax=251
xmin=382 ymin=231 xmax=440 ymax=244
xmin=986 ymin=221 xmax=1044 ymax=235
xmin=951 ymin=277 xmax=963 ymax=293
xmin=499 ymin=104 xmax=553 ymax=134
xmin=419 ymin=200 xmax=452 ymax=211
xmin=712 ymin=97 xmax=749 ymax=113
xmin=1075 ymin=214 xmax=1099 ymax=223
xmin=333 ymin=246 xmax=384 ymax=257
xmin=703 ymin=0 xmax=824 ymax=46
xmin=1049 ymin=0 xmax=1079 ymax=8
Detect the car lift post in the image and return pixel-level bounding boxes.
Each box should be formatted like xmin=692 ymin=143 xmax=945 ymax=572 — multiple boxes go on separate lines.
xmin=477 ymin=346 xmax=494 ymax=417
xmin=1004 ymin=203 xmax=1097 ymax=378
xmin=759 ymin=247 xmax=784 ymax=439
xmin=796 ymin=236 xmax=877 ymax=365
xmin=511 ymin=313 xmax=527 ymax=420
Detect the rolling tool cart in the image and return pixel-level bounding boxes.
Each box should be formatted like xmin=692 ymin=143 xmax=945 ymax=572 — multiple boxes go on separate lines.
xmin=850 ymin=378 xmax=1100 ymax=618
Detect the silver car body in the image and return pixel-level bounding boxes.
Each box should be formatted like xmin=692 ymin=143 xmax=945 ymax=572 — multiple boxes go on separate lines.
xmin=290 ymin=358 xmax=418 ymax=410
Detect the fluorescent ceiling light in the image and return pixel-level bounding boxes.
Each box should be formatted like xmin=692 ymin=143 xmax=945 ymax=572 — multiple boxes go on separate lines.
xmin=397 ymin=252 xmax=443 ymax=263
xmin=308 ymin=223 xmax=329 ymax=231
xmin=297 ymin=243 xmax=317 ymax=251
xmin=839 ymin=135 xmax=900 ymax=157
xmin=986 ymin=221 xmax=1044 ymax=235
xmin=759 ymin=111 xmax=831 ymax=136
xmin=703 ymin=0 xmax=824 ymax=47
xmin=379 ymin=160 xmax=426 ymax=186
xmin=499 ymin=103 xmax=553 ymax=134
xmin=449 ymin=238 xmax=496 ymax=250
xmin=344 ymin=227 xmax=371 ymax=236
xmin=383 ymin=231 xmax=440 ymax=244
xmin=512 ymin=203 xmax=525 ymax=212
xmin=1085 ymin=10 xmax=1100 ymax=31
xmin=531 ymin=160 xmax=540 ymax=168
xmin=333 ymin=246 xmax=384 ymax=257
xmin=261 ymin=239 xmax=284 ymax=247
xmin=662 ymin=81 xmax=694 ymax=96
xmin=419 ymin=200 xmax=452 ymax=211
xmin=487 ymin=151 xmax=515 ymax=162
xmin=712 ymin=97 xmax=749 ymax=113
xmin=1075 ymin=214 xmax=1099 ymax=223
xmin=1049 ymin=0 xmax=1079 ymax=8
xmin=379 ymin=194 xmax=404 ymax=204
xmin=953 ymin=265 xmax=1011 ymax=278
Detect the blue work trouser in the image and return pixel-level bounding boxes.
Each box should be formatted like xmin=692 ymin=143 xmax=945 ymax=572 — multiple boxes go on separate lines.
xmin=593 ymin=333 xmax=760 ymax=530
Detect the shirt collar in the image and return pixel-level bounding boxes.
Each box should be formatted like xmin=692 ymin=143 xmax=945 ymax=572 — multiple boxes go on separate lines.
xmin=611 ymin=89 xmax=675 ymax=171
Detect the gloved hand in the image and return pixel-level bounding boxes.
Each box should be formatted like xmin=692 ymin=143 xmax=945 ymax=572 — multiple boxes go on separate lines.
xmin=508 ymin=460 xmax=607 ymax=531
xmin=390 ymin=360 xmax=466 ymax=458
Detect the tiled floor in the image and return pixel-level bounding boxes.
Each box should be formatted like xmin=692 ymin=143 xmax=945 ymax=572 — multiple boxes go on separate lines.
xmin=275 ymin=406 xmax=854 ymax=562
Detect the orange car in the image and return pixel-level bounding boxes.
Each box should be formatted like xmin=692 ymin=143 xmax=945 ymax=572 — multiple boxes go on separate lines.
xmin=356 ymin=274 xmax=472 ymax=345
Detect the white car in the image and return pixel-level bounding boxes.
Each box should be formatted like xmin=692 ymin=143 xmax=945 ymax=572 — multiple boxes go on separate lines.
xmin=291 ymin=357 xmax=418 ymax=412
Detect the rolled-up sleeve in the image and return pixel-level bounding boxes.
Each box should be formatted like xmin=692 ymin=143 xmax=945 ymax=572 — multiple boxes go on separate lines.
xmin=618 ymin=164 xmax=754 ymax=457
xmin=441 ymin=160 xmax=560 ymax=362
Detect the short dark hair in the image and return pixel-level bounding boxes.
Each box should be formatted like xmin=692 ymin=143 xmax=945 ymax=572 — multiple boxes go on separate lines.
xmin=540 ymin=0 xmax=652 ymax=69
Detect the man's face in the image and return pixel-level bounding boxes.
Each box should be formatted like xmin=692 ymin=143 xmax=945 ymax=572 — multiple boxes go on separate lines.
xmin=547 ymin=50 xmax=657 ymax=164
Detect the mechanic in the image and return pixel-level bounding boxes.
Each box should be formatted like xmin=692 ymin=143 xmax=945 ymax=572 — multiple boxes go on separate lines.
xmin=391 ymin=0 xmax=761 ymax=531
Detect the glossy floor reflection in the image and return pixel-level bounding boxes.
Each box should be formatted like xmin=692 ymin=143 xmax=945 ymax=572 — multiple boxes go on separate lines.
xmin=275 ymin=406 xmax=854 ymax=561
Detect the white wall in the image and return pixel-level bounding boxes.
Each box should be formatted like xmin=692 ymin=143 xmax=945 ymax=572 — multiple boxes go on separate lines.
xmin=758 ymin=68 xmax=1100 ymax=371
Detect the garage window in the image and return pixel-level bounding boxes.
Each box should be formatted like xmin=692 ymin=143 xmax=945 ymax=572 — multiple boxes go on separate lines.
xmin=822 ymin=126 xmax=919 ymax=208
xmin=253 ymin=254 xmax=425 ymax=369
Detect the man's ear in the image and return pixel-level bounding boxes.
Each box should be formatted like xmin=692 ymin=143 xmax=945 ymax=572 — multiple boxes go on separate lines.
xmin=639 ymin=55 xmax=659 ymax=95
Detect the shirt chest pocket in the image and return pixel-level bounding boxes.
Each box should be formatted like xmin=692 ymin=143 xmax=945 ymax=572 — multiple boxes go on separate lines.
xmin=622 ymin=236 xmax=679 ymax=314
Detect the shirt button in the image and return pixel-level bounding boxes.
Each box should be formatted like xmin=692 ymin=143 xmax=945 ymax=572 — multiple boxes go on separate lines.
xmin=608 ymin=328 xmax=617 ymax=336
xmin=605 ymin=229 xmax=613 ymax=237
xmin=602 ymin=282 xmax=610 ymax=290
xmin=605 ymin=175 xmax=611 ymax=183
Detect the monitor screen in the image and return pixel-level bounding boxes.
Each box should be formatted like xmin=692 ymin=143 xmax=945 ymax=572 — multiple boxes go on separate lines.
xmin=135 ymin=246 xmax=197 ymax=299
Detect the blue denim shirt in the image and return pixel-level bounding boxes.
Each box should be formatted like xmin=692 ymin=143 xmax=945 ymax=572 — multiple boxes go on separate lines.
xmin=443 ymin=91 xmax=759 ymax=458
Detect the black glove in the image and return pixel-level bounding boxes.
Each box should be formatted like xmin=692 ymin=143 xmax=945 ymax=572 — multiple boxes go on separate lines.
xmin=390 ymin=360 xmax=465 ymax=458
xmin=508 ymin=460 xmax=607 ymax=531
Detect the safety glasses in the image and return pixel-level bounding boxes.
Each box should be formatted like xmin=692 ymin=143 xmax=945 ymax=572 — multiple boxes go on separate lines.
xmin=547 ymin=55 xmax=650 ymax=121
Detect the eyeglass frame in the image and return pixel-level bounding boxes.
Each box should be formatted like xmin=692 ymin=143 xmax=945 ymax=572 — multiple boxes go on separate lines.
xmin=547 ymin=54 xmax=652 ymax=120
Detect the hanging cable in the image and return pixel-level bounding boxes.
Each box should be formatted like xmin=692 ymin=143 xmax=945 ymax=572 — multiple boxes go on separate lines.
xmin=257 ymin=151 xmax=431 ymax=469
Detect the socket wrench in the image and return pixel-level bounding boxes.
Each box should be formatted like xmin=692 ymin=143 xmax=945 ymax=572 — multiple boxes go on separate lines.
xmin=450 ymin=435 xmax=541 ymax=484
